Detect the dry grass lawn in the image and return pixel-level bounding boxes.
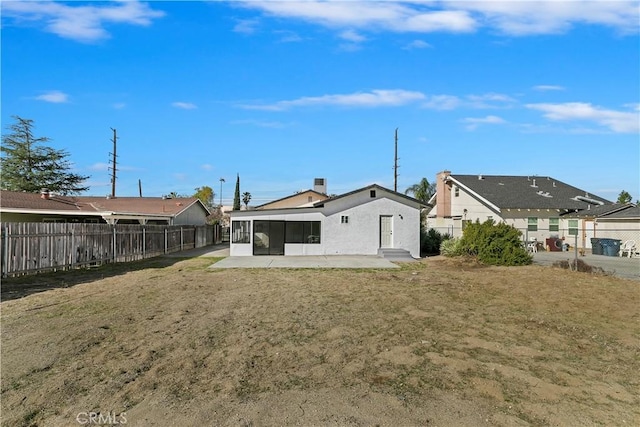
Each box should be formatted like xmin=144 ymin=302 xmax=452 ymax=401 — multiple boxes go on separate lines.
xmin=1 ymin=256 xmax=639 ymax=426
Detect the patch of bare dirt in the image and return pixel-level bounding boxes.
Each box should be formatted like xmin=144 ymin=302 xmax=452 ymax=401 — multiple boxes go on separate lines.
xmin=2 ymin=256 xmax=639 ymax=426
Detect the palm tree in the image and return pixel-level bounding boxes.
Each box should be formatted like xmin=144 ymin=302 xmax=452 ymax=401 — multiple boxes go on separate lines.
xmin=242 ymin=192 xmax=252 ymax=209
xmin=405 ymin=178 xmax=435 ymax=203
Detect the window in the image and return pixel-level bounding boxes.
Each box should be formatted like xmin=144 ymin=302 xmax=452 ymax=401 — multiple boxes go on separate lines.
xmin=308 ymin=196 xmax=313 ymax=202
xmin=370 ymin=190 xmax=376 ymax=198
xmin=568 ymin=219 xmax=578 ymax=236
xmin=549 ymin=218 xmax=559 ymax=232
xmin=232 ymin=221 xmax=251 ymax=243
xmin=454 ymin=186 xmax=459 ymax=197
xmin=285 ymin=221 xmax=321 ymax=244
xmin=341 ymin=216 xmax=349 ymax=224
xmin=527 ymin=217 xmax=538 ymax=232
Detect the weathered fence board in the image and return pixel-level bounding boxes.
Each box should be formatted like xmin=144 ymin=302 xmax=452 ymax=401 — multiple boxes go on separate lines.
xmin=1 ymin=223 xmax=219 ymax=277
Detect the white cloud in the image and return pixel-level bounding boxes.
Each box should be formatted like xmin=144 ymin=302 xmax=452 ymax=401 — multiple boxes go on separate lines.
xmin=237 ymin=1 xmax=638 ymax=37
xmin=461 ymin=115 xmax=506 ymax=130
xmin=201 ymin=164 xmax=213 ymax=171
xmin=35 ymin=90 xmax=69 ymax=103
xmin=2 ymin=1 xmax=165 ymax=43
xmin=421 ymin=92 xmax=514 ymax=110
xmin=231 ymin=119 xmax=288 ymax=128
xmin=240 ymin=89 xmax=426 ymax=111
xmin=89 ymin=162 xmax=110 ymax=172
xmin=113 ymin=102 xmax=126 ymax=109
xmin=403 ymin=39 xmax=432 ymax=50
xmin=172 ymin=102 xmax=197 ymax=110
xmin=527 ymin=102 xmax=640 ymax=133
xmin=455 ymin=1 xmax=639 ymax=36
xmin=533 ymin=85 xmax=565 ymax=91
xmin=233 ymin=18 xmax=260 ymax=34
xmin=422 ymin=94 xmax=461 ymax=110
xmin=339 ymin=29 xmax=366 ymax=43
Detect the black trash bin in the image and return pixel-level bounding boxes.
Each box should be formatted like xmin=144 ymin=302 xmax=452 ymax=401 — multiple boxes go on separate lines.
xmin=601 ymin=238 xmax=621 ymax=257
xmin=590 ymin=238 xmax=603 ymax=255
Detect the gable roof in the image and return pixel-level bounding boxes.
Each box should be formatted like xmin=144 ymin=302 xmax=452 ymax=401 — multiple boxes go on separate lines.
xmin=313 ymin=184 xmax=425 ymax=208
xmin=449 ymin=175 xmax=611 ymax=211
xmin=0 ymin=191 xmax=210 ymax=217
xmin=563 ymin=203 xmax=636 ymax=218
xmin=254 ymin=189 xmax=328 ymax=209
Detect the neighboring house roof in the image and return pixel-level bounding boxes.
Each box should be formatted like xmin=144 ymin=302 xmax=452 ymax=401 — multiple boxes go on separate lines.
xmin=255 ymin=189 xmax=329 ymax=209
xmin=563 ymin=203 xmax=637 ymax=219
xmin=449 ymin=174 xmax=611 ymax=211
xmin=0 ymin=191 xmax=210 ymax=220
xmin=599 ymin=204 xmax=640 ymax=219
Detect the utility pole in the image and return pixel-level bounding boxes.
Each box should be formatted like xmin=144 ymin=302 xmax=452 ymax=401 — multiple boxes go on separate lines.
xmin=109 ymin=128 xmax=118 ymax=198
xmin=394 ymin=128 xmax=399 ymax=192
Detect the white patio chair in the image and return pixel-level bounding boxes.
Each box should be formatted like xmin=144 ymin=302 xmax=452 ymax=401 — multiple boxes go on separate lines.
xmin=619 ymin=240 xmax=637 ymax=258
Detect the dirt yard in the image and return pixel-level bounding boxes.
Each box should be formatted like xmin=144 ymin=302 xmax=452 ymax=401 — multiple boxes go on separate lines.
xmin=2 ymin=256 xmax=639 ymax=426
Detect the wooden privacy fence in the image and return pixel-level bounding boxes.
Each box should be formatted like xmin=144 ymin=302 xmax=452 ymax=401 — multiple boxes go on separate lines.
xmin=1 ymin=223 xmax=220 ymax=277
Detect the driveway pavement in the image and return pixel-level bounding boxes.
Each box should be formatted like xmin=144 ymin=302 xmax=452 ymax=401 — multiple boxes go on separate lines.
xmin=532 ymin=250 xmax=640 ymax=281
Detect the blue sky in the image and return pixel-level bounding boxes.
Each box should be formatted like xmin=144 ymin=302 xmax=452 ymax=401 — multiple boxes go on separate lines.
xmin=2 ymin=1 xmax=639 ymax=205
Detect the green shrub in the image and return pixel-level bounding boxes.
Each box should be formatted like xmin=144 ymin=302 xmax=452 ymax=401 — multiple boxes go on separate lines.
xmin=420 ymin=228 xmax=450 ymax=256
xmin=458 ymin=220 xmax=532 ymax=266
xmin=440 ymin=238 xmax=462 ymax=257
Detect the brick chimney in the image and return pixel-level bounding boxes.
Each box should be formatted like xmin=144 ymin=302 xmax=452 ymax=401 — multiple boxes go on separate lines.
xmin=40 ymin=188 xmax=50 ymax=200
xmin=436 ymin=170 xmax=451 ymax=217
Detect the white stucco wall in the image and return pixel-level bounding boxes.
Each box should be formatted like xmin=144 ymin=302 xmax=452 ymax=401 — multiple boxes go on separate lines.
xmin=322 ymin=195 xmax=420 ymax=257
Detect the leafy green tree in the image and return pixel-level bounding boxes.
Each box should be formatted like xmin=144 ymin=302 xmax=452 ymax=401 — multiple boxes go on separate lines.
xmin=193 ymin=185 xmax=215 ymax=208
xmin=405 ymin=178 xmax=435 ymax=203
xmin=242 ymin=191 xmax=251 ymax=209
xmin=617 ymin=190 xmax=632 ymax=204
xmin=233 ymin=174 xmax=241 ymax=210
xmin=1 ymin=116 xmax=89 ymax=195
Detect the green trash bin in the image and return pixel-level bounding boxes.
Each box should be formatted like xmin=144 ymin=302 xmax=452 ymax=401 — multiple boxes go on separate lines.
xmin=601 ymin=239 xmax=621 ymax=257
xmin=590 ymin=238 xmax=603 ymax=255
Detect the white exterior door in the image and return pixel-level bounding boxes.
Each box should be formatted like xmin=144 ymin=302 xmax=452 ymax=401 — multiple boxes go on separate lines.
xmin=380 ymin=215 xmax=393 ymax=248
xmin=584 ymin=220 xmax=595 ymax=248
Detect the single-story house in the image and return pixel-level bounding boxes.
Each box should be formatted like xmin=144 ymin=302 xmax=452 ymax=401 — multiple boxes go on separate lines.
xmin=229 ymin=183 xmax=423 ymax=257
xmin=564 ymin=203 xmax=640 ymax=247
xmin=0 ymin=189 xmax=211 ymax=225
xmin=426 ymin=171 xmax=617 ymax=249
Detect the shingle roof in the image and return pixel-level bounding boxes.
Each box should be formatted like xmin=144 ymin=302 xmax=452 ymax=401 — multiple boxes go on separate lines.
xmin=563 ymin=203 xmax=635 ymax=218
xmin=600 ymin=204 xmax=640 ymax=219
xmin=0 ymin=191 xmax=208 ymax=216
xmin=313 ymin=184 xmax=425 ymax=207
xmin=450 ymin=175 xmax=611 ymax=210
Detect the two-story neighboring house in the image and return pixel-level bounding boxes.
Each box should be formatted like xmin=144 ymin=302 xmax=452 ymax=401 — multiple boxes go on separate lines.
xmin=426 ymin=171 xmax=614 ymax=250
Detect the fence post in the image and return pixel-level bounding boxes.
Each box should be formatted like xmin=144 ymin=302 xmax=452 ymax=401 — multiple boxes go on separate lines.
xmin=112 ymin=225 xmax=117 ymax=263
xmin=142 ymin=227 xmax=146 ymax=259
xmin=1 ymin=224 xmax=7 ymax=278
xmin=70 ymin=227 xmax=75 ymax=270
xmin=180 ymin=227 xmax=184 ymax=251
xmin=164 ymin=228 xmax=168 ymax=254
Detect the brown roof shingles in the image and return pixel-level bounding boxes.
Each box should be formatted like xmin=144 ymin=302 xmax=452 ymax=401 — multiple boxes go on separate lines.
xmin=0 ymin=191 xmax=203 ymax=216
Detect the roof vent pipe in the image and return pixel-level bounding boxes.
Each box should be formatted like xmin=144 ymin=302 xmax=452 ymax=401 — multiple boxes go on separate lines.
xmin=40 ymin=189 xmax=50 ymax=200
xmin=478 ymin=175 xmax=483 ymax=180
